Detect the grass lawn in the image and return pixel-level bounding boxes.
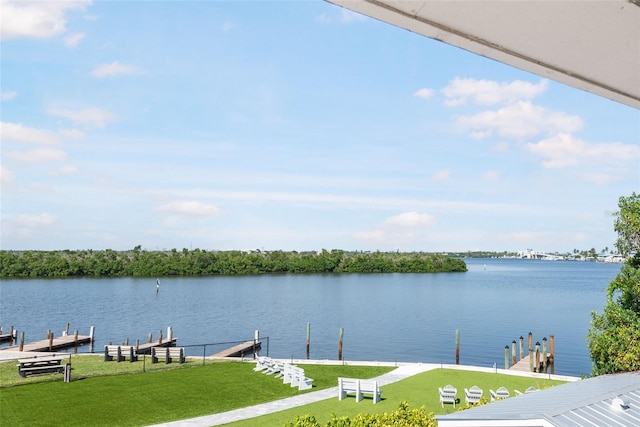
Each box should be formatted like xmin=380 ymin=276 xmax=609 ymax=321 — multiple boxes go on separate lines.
xmin=224 ymin=368 xmax=566 ymax=427
xmin=0 ymin=356 xmax=393 ymax=427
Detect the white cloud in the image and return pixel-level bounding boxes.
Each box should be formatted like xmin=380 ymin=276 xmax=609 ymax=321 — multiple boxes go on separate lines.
xmin=1 ymin=91 xmax=17 ymax=101
xmin=483 ymin=170 xmax=500 ymax=182
xmin=7 ymin=148 xmax=67 ymax=163
xmin=491 ymin=141 xmax=509 ymax=153
xmin=64 ymin=32 xmax=85 ymax=47
xmin=579 ymin=172 xmax=617 ymax=186
xmin=353 ymin=229 xmax=386 ymax=241
xmin=157 ymin=201 xmax=223 ymax=216
xmin=456 ymin=101 xmax=583 ymax=140
xmin=0 ymin=122 xmax=59 ymax=145
xmin=340 ymin=9 xmax=367 ymax=23
xmin=5 ymin=213 xmax=57 ymax=238
xmin=385 ymin=211 xmax=436 ymax=227
xmin=0 ymin=1 xmax=90 ymax=40
xmin=443 ymin=78 xmax=548 ymax=107
xmin=355 ymin=211 xmax=437 ymax=246
xmin=221 ymin=22 xmax=235 ymax=33
xmin=414 ymin=88 xmax=434 ymax=100
xmin=432 ymin=169 xmax=450 ymax=181
xmin=59 ymin=129 xmax=86 ymax=140
xmin=0 ymin=166 xmax=15 ymax=188
xmin=52 ymin=165 xmax=79 ymax=176
xmin=527 ymin=133 xmax=640 ymax=168
xmin=91 ymin=61 xmax=143 ymax=78
xmin=15 ymin=213 xmax=56 ymax=227
xmin=48 ymin=107 xmax=115 ymax=128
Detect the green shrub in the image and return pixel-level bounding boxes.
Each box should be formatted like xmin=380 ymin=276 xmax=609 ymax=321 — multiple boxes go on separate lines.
xmin=284 ymin=402 xmax=436 ymax=427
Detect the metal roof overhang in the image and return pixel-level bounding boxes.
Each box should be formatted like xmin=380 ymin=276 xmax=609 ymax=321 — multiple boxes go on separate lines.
xmin=327 ymin=0 xmax=640 ymax=109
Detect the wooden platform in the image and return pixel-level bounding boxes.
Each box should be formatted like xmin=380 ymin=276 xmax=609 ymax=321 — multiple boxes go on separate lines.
xmin=134 ymin=339 xmax=178 ymax=355
xmin=0 ymin=333 xmax=15 ymax=343
xmin=212 ymin=340 xmax=261 ymax=358
xmin=510 ymin=354 xmax=553 ymax=373
xmin=2 ymin=334 xmax=92 ymax=352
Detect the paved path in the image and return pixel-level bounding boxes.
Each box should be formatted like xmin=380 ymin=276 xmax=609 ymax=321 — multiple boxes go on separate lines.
xmin=147 ymin=363 xmax=437 ymax=427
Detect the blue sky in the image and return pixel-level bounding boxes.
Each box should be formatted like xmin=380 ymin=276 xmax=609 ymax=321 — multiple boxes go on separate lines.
xmin=1 ymin=1 xmax=639 ymax=253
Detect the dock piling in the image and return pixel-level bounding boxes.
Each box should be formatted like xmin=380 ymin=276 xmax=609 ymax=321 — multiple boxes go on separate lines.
xmin=511 ymin=340 xmax=517 ymax=366
xmin=535 ymin=342 xmax=540 ymax=372
xmin=549 ymin=335 xmax=555 ymax=374
xmin=504 ymin=345 xmax=509 ymax=369
xmin=19 ymin=331 xmax=24 ymax=351
xmin=306 ymin=322 xmax=310 ymax=360
xmin=455 ymin=329 xmax=460 ymax=365
xmin=519 ymin=336 xmax=524 ymax=360
xmin=338 ymin=328 xmax=344 ymax=361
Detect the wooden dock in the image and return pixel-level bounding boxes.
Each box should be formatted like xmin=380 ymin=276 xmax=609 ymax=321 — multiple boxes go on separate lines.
xmin=134 ymin=339 xmax=178 ymax=355
xmin=510 ymin=353 xmax=553 ymax=373
xmin=4 ymin=334 xmax=93 ymax=352
xmin=212 ymin=340 xmax=261 ymax=358
xmin=0 ymin=333 xmax=16 ymax=344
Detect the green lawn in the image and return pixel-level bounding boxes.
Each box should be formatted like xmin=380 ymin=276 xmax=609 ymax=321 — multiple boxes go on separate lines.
xmin=0 ymin=356 xmax=392 ymax=427
xmin=0 ymin=356 xmax=566 ymax=427
xmin=224 ymin=368 xmax=565 ymax=426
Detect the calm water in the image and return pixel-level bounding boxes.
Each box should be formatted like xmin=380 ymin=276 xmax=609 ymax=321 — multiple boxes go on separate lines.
xmin=0 ymin=258 xmax=621 ymax=376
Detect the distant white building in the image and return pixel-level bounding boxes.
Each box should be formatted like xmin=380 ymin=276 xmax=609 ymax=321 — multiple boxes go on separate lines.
xmin=517 ymin=250 xmax=564 ymax=261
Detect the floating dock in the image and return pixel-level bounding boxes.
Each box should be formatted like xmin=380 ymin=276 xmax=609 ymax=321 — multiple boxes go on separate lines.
xmin=212 ymin=340 xmax=261 ymax=358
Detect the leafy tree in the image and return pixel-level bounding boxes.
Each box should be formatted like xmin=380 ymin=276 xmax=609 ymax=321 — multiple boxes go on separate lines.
xmin=587 ymin=193 xmax=640 ymax=375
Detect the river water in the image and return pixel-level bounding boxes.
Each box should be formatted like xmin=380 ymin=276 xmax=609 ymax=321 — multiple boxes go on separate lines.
xmin=0 ymin=258 xmax=621 ymax=376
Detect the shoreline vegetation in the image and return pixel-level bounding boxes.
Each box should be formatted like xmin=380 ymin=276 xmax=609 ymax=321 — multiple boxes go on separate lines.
xmin=0 ymin=248 xmax=467 ymax=278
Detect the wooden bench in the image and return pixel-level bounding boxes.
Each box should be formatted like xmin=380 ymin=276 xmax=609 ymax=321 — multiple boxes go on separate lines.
xmin=338 ymin=377 xmax=381 ymax=403
xmin=151 ymin=346 xmax=185 ymax=364
xmin=17 ymin=356 xmax=65 ymax=377
xmin=104 ymin=345 xmax=138 ymax=362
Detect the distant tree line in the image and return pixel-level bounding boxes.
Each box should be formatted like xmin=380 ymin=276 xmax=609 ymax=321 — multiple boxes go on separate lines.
xmin=0 ymin=248 xmax=467 ymax=278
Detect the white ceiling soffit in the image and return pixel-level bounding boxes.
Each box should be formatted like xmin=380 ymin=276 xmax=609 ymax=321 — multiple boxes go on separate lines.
xmin=327 ymin=0 xmax=640 ymax=109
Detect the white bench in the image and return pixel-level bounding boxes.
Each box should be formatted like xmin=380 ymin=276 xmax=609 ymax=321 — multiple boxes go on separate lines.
xmin=104 ymin=345 xmax=138 ymax=362
xmin=290 ymin=366 xmax=313 ymax=390
xmin=253 ymin=356 xmax=272 ymax=372
xmin=439 ymin=384 xmax=457 ymax=408
xmin=151 ymin=346 xmax=185 ymax=364
xmin=338 ymin=377 xmax=381 ymax=403
xmin=264 ymin=360 xmax=284 ymax=376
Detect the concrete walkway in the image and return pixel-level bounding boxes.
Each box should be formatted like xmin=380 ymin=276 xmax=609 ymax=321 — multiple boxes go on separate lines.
xmin=147 ymin=363 xmax=437 ymax=427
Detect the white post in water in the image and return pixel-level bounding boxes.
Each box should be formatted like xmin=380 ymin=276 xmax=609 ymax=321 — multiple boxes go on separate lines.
xmin=167 ymin=327 xmax=172 ymax=341
xmin=89 ymin=326 xmax=95 ymax=342
xmin=254 ymin=330 xmax=260 ymax=358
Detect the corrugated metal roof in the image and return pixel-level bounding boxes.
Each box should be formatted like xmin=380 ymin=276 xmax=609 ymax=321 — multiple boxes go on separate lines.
xmin=436 ymin=372 xmax=640 ymax=427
